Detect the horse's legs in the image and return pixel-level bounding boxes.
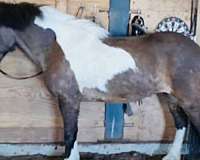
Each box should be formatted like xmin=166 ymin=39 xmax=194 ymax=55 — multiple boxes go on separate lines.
xmin=58 ymin=94 xmax=80 ymax=160
xmin=161 ymin=95 xmax=187 ymax=160
xmin=43 ymin=43 xmax=81 ymax=160
xmin=45 ymin=72 xmax=81 ymax=160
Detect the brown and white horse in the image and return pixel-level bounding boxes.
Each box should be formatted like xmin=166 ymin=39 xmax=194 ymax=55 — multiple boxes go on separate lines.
xmin=0 ymin=2 xmax=200 ymax=160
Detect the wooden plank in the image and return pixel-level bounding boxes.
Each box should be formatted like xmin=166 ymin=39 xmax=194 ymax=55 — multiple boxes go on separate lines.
xmin=124 ymin=95 xmax=176 ymax=142
xmin=78 ymin=102 xmax=105 ymax=142
xmin=196 ymin=0 xmax=200 ymax=45
xmin=0 ymin=143 xmax=190 ymax=156
xmin=66 ymin=0 xmax=109 ymax=29
xmin=1 ymin=0 xmax=56 ymax=5
xmin=55 ymin=0 xmax=67 ymax=12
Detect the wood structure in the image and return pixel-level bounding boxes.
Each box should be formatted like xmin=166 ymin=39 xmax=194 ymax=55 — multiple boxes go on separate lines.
xmin=130 ymin=0 xmax=192 ymax=32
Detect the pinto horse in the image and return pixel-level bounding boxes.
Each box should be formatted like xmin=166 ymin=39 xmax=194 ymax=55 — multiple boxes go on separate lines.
xmin=0 ymin=2 xmax=200 ymax=160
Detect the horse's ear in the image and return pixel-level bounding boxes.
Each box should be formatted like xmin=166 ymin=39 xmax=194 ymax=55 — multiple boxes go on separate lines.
xmin=0 ymin=27 xmax=16 ymax=54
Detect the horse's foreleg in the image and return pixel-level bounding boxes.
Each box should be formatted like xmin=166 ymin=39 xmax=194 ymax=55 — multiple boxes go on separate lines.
xmin=58 ymin=94 xmax=80 ymax=160
xmin=162 ymin=96 xmax=187 ymax=160
xmin=46 ymin=76 xmax=81 ymax=160
xmin=44 ymin=49 xmax=81 ymax=160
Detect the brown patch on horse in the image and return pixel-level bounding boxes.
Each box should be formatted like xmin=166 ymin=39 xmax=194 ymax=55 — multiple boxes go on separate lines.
xmin=105 ymin=69 xmax=158 ymax=101
xmin=104 ymin=32 xmax=200 ymax=133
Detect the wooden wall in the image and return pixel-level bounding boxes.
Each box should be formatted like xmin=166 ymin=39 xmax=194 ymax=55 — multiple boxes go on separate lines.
xmin=2 ymin=0 xmax=195 ymax=36
xmin=64 ymin=0 xmax=192 ymax=34
xmin=65 ymin=0 xmax=109 ymax=29
xmin=2 ymin=0 xmax=109 ymax=29
xmin=130 ymin=0 xmax=192 ymax=33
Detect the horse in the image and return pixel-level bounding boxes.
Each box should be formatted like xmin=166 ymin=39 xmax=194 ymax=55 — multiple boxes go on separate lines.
xmin=0 ymin=2 xmax=200 ymax=160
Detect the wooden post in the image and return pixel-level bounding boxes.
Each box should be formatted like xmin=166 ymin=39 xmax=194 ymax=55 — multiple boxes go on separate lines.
xmin=56 ymin=0 xmax=68 ymax=13
xmin=196 ymin=0 xmax=200 ymax=45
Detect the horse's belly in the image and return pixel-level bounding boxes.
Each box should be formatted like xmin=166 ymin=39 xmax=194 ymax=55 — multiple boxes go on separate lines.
xmin=81 ymin=87 xmax=127 ymax=102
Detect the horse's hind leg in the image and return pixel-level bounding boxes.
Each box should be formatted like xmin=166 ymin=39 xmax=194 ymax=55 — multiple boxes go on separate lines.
xmin=160 ymin=94 xmax=187 ymax=160
xmin=43 ymin=43 xmax=81 ymax=160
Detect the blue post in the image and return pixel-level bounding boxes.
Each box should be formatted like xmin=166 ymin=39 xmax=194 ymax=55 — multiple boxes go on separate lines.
xmin=105 ymin=103 xmax=124 ymax=139
xmin=105 ymin=0 xmax=130 ymax=140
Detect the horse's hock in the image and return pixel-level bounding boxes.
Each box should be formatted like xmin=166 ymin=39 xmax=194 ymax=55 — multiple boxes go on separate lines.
xmin=0 ymin=48 xmax=176 ymax=144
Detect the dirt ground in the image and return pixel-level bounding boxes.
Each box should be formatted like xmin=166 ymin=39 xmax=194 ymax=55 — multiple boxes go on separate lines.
xmin=0 ymin=155 xmax=163 ymax=160
xmin=0 ymin=154 xmax=198 ymax=160
xmin=0 ymin=153 xmax=162 ymax=160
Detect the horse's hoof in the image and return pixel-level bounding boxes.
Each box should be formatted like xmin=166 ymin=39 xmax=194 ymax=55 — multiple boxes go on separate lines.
xmin=64 ymin=154 xmax=80 ymax=160
xmin=64 ymin=155 xmax=80 ymax=160
xmin=162 ymin=154 xmax=181 ymax=160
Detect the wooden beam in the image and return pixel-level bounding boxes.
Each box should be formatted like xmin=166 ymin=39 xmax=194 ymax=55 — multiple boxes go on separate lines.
xmin=196 ymin=0 xmax=200 ymax=45
xmin=55 ymin=0 xmax=67 ymax=12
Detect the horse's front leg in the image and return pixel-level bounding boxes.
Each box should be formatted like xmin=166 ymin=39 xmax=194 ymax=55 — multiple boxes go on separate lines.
xmin=58 ymin=92 xmax=80 ymax=160
xmin=43 ymin=48 xmax=81 ymax=160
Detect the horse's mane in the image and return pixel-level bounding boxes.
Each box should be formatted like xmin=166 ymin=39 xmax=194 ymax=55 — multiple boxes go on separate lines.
xmin=0 ymin=2 xmax=42 ymax=30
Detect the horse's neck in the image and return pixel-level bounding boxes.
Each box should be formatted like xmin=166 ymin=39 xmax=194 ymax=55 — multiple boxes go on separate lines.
xmin=15 ymin=24 xmax=56 ymax=71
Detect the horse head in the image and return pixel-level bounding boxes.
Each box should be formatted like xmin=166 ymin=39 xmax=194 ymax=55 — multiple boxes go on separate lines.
xmin=0 ymin=2 xmax=58 ymax=70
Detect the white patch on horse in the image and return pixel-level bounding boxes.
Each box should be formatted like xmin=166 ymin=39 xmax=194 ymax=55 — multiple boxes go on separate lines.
xmin=35 ymin=6 xmax=138 ymax=92
xmin=64 ymin=141 xmax=80 ymax=160
xmin=162 ymin=127 xmax=186 ymax=160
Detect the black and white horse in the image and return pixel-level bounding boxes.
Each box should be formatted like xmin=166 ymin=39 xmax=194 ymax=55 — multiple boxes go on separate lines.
xmin=0 ymin=2 xmax=200 ymax=160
